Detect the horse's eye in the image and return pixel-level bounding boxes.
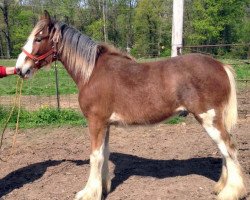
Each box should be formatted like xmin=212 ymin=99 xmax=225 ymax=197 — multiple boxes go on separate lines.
xmin=35 ymin=37 xmax=42 ymax=42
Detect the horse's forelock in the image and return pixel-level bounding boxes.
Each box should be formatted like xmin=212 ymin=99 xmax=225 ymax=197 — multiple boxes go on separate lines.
xmin=30 ymin=20 xmax=49 ymax=38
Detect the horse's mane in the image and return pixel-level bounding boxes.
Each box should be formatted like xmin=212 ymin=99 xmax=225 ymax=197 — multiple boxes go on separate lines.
xmin=31 ymin=20 xmax=135 ymax=83
xmin=51 ymin=22 xmax=134 ymax=83
xmin=51 ymin=22 xmax=97 ymax=83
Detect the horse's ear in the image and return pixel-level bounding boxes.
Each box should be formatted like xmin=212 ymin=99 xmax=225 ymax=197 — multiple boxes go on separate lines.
xmin=39 ymin=10 xmax=51 ymax=22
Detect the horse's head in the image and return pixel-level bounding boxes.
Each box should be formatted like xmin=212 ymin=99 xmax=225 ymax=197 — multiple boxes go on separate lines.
xmin=16 ymin=11 xmax=58 ymax=78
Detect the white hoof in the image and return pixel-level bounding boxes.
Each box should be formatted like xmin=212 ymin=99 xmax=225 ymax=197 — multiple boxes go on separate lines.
xmin=217 ymin=184 xmax=246 ymax=200
xmin=74 ymin=185 xmax=102 ymax=200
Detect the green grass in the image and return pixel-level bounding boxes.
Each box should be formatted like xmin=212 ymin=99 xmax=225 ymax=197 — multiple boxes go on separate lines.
xmin=0 ymin=58 xmax=249 ymax=96
xmin=0 ymin=59 xmax=77 ymax=96
xmin=220 ymin=59 xmax=250 ymax=80
xmin=0 ymin=106 xmax=87 ymax=129
xmin=165 ymin=116 xmax=185 ymax=125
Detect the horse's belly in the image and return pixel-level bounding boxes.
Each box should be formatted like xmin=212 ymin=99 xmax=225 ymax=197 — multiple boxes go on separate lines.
xmin=109 ymin=108 xmax=173 ymax=125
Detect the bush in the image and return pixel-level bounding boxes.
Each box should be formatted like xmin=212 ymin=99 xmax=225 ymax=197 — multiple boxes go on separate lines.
xmin=160 ymin=48 xmax=171 ymax=57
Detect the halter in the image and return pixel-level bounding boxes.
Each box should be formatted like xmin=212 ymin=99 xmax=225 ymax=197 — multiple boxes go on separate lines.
xmin=22 ymin=45 xmax=57 ymax=67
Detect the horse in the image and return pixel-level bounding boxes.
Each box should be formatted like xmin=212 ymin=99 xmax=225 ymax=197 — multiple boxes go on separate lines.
xmin=15 ymin=11 xmax=246 ymax=200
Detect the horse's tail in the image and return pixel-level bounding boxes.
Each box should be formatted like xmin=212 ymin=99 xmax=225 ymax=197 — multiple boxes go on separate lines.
xmin=223 ymin=64 xmax=238 ymax=132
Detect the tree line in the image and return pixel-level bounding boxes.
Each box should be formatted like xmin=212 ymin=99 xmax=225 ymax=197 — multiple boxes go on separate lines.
xmin=0 ymin=0 xmax=249 ymax=58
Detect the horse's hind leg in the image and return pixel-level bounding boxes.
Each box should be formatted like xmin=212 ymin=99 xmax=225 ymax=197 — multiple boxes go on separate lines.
xmin=197 ymin=109 xmax=246 ymax=200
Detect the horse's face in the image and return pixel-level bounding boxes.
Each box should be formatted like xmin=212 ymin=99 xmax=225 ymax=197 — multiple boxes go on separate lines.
xmin=16 ymin=11 xmax=54 ymax=79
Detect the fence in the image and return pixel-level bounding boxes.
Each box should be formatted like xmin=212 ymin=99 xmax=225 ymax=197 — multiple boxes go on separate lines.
xmin=0 ymin=43 xmax=249 ymax=117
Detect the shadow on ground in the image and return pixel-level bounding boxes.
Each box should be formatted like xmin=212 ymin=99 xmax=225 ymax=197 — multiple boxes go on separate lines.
xmin=0 ymin=152 xmax=221 ymax=198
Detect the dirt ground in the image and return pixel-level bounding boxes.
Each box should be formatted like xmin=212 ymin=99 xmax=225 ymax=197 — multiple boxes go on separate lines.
xmin=0 ymin=116 xmax=249 ymax=200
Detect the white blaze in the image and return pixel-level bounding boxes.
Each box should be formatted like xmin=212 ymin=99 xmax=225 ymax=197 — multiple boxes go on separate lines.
xmin=16 ymin=35 xmax=35 ymax=74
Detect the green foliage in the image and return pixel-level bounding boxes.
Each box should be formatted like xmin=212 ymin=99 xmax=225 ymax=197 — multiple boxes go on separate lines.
xmin=239 ymin=19 xmax=250 ymax=44
xmin=185 ymin=0 xmax=249 ymax=45
xmin=160 ymin=48 xmax=171 ymax=57
xmin=11 ymin=9 xmax=35 ymax=56
xmin=86 ymin=19 xmax=104 ymax=41
xmin=0 ymin=106 xmax=86 ymax=129
xmin=1 ymin=0 xmax=249 ymax=59
xmin=133 ymin=0 xmax=172 ymax=57
xmin=165 ymin=116 xmax=185 ymax=125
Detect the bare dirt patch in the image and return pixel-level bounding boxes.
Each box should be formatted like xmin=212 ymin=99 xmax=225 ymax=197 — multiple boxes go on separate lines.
xmin=0 ymin=118 xmax=249 ymax=200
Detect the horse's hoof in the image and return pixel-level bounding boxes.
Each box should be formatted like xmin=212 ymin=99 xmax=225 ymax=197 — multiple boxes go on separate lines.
xmin=217 ymin=184 xmax=246 ymax=200
xmin=74 ymin=188 xmax=103 ymax=200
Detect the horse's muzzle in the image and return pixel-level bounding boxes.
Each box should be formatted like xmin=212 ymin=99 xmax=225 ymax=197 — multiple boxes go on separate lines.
xmin=16 ymin=67 xmax=31 ymax=79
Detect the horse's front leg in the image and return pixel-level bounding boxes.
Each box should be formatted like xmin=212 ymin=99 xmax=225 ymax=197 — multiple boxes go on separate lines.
xmin=75 ymin=118 xmax=109 ymax=200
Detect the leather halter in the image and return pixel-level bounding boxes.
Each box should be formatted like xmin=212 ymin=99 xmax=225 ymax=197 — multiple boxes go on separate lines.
xmin=22 ymin=40 xmax=57 ymax=68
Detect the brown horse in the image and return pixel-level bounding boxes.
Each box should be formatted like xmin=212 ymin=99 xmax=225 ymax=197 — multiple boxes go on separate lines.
xmin=16 ymin=11 xmax=246 ymax=200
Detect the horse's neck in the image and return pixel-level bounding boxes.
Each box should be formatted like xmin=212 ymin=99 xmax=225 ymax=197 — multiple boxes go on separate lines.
xmin=59 ymin=57 xmax=81 ymax=86
xmin=57 ymin=34 xmax=97 ymax=86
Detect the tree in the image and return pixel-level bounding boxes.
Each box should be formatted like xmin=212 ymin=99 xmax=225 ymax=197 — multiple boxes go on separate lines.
xmin=106 ymin=0 xmax=136 ymax=47
xmin=184 ymin=0 xmax=249 ymax=45
xmin=0 ymin=0 xmax=14 ymax=58
xmin=0 ymin=0 xmax=249 ymax=58
xmin=133 ymin=0 xmax=172 ymax=57
xmin=11 ymin=8 xmax=34 ymax=56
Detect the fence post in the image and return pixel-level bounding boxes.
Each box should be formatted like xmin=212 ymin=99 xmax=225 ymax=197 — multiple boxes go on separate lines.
xmin=54 ymin=62 xmax=60 ymax=111
xmin=171 ymin=0 xmax=184 ymax=57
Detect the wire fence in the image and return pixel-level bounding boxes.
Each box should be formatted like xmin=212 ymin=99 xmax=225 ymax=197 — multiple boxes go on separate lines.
xmin=0 ymin=43 xmax=249 ymax=117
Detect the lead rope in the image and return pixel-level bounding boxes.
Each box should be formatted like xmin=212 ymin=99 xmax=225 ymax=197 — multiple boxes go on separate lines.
xmin=0 ymin=77 xmax=23 ymax=162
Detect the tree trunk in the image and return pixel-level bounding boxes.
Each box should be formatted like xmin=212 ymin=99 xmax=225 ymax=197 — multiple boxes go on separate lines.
xmin=102 ymin=0 xmax=107 ymax=42
xmin=0 ymin=28 xmax=4 ymax=58
xmin=126 ymin=0 xmax=133 ymax=49
xmin=0 ymin=0 xmax=12 ymax=58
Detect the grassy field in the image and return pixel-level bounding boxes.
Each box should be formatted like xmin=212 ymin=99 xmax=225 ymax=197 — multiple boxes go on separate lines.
xmin=0 ymin=58 xmax=249 ymax=96
xmin=0 ymin=60 xmax=78 ymax=96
